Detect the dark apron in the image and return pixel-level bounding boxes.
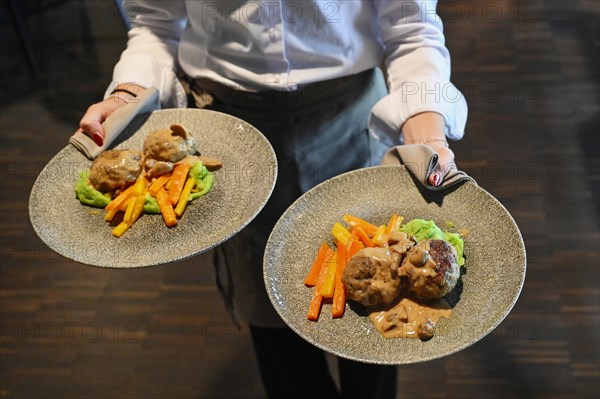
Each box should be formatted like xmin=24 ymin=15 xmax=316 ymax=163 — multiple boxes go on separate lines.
xmin=188 ymin=68 xmax=390 ymax=327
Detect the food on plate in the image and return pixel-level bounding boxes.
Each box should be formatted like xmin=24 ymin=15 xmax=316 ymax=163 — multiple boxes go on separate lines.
xmin=400 ymin=218 xmax=465 ymax=266
xmin=89 ymin=149 xmax=143 ymax=192
xmin=342 ymin=247 xmax=402 ymax=306
xmin=368 ymin=296 xmax=452 ymax=340
xmin=74 ymin=124 xmax=219 ymax=237
xmin=143 ymin=124 xmax=199 ymax=162
xmin=400 ymin=239 xmax=460 ymax=299
xmin=387 ymin=231 xmax=415 ymax=255
xmin=303 ymin=213 xmax=466 ymax=341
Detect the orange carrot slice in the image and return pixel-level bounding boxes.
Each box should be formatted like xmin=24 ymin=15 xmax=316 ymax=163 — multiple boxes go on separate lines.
xmin=305 ymin=243 xmax=331 ymax=286
xmin=385 ymin=212 xmax=400 ymax=236
xmin=307 ymin=252 xmax=331 ymax=321
xmin=355 ymin=226 xmax=374 ymax=247
xmin=168 ymin=164 xmax=191 ymax=205
xmin=332 ymin=242 xmax=347 ymax=318
xmin=342 ymin=214 xmax=378 ymax=236
xmin=346 ymin=239 xmax=364 ymax=261
xmin=156 ymin=187 xmax=177 ymax=227
xmin=148 ymin=174 xmax=171 ymax=195
xmin=174 ymin=176 xmax=196 ymax=217
xmin=105 ymin=185 xmax=134 ymax=212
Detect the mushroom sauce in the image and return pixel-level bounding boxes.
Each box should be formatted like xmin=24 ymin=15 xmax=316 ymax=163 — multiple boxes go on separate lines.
xmin=369 ymin=296 xmax=452 ymax=339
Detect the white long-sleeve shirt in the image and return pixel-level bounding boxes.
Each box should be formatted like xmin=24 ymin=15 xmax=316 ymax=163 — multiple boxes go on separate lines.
xmin=110 ymin=0 xmax=467 ymax=145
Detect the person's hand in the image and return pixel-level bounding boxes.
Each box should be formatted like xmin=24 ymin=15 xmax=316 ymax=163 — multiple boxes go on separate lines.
xmin=401 ymin=112 xmax=457 ymax=186
xmin=75 ymin=84 xmax=146 ymax=146
xmin=420 ymin=141 xmax=456 ymax=186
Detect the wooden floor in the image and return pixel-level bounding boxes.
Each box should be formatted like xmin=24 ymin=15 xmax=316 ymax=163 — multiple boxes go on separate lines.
xmin=1 ymin=1 xmax=598 ymax=398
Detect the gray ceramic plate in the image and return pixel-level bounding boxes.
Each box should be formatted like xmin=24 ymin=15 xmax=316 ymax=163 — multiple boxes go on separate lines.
xmin=264 ymin=165 xmax=525 ymax=364
xmin=29 ymin=109 xmax=277 ymax=268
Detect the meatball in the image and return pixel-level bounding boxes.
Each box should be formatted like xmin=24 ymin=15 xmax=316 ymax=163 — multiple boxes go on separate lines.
xmin=400 ymin=239 xmax=460 ymax=299
xmin=342 ymin=247 xmax=402 ymax=307
xmin=143 ymin=128 xmax=198 ymax=162
xmin=89 ymin=149 xmax=143 ymax=192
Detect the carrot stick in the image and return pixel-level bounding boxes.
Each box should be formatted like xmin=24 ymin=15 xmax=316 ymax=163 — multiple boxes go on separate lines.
xmin=355 ymin=226 xmax=374 ymax=247
xmin=320 ymin=252 xmax=338 ymax=298
xmin=307 ymin=253 xmax=330 ymax=321
xmin=372 ymin=225 xmax=387 ymax=247
xmin=346 ymin=239 xmax=364 ymax=261
xmin=148 ymin=174 xmax=171 ymax=195
xmin=168 ymin=164 xmax=191 ymax=205
xmin=165 ymin=174 xmax=174 ymax=192
xmin=385 ymin=213 xmax=399 ymax=236
xmin=123 ymin=192 xmax=137 ymax=223
xmin=104 ymin=207 xmax=119 ymax=222
xmin=156 ymin=187 xmax=177 ymax=227
xmin=305 ymin=243 xmax=331 ymax=286
xmin=118 ymin=198 xmax=131 ymax=212
xmin=174 ymin=176 xmax=196 ymax=217
xmin=135 ymin=176 xmax=147 ymax=194
xmin=307 ymin=291 xmax=323 ymax=321
xmin=334 ymin=241 xmax=347 ymax=280
xmin=123 ymin=175 xmax=147 ymax=222
xmin=112 ymin=221 xmax=130 ymax=237
xmin=105 ymin=185 xmax=134 ymax=212
xmin=331 ymin=222 xmax=351 ymax=246
xmin=126 ymin=190 xmax=147 ymax=225
xmin=342 ymin=214 xmax=378 ymax=236
xmin=332 ymin=241 xmax=347 ymax=318
xmin=332 ymin=280 xmax=346 ymax=318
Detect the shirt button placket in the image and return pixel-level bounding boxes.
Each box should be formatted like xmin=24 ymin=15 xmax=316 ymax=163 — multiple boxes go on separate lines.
xmin=268 ymin=27 xmax=278 ymax=42
xmin=267 ymin=2 xmax=285 ymax=88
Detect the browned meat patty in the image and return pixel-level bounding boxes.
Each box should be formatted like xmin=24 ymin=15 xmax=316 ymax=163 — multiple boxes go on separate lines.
xmin=89 ymin=149 xmax=143 ymax=192
xmin=342 ymin=247 xmax=402 ymax=307
xmin=400 ymin=239 xmax=460 ymax=299
xmin=143 ymin=129 xmax=198 ymax=162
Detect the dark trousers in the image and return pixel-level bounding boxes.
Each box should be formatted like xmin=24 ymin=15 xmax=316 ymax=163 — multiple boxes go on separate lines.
xmin=250 ymin=326 xmax=397 ymax=399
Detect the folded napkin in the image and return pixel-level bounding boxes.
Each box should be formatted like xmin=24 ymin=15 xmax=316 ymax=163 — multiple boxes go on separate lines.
xmin=70 ymin=87 xmax=160 ymax=160
xmin=381 ymin=144 xmax=476 ymax=191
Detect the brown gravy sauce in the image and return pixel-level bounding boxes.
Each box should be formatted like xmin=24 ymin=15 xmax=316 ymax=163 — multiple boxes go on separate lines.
xmin=369 ymin=297 xmax=452 ymax=339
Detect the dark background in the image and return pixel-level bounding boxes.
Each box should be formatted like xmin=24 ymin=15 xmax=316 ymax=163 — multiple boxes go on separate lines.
xmin=1 ymin=1 xmax=599 ymax=398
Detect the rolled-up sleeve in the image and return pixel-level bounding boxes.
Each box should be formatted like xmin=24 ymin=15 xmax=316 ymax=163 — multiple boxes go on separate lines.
xmin=105 ymin=0 xmax=188 ymax=108
xmin=369 ymin=0 xmax=468 ymax=146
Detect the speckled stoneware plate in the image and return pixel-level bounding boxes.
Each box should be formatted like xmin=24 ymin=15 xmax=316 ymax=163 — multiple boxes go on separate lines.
xmin=264 ymin=165 xmax=526 ymax=365
xmin=29 ymin=109 xmax=277 ymax=268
